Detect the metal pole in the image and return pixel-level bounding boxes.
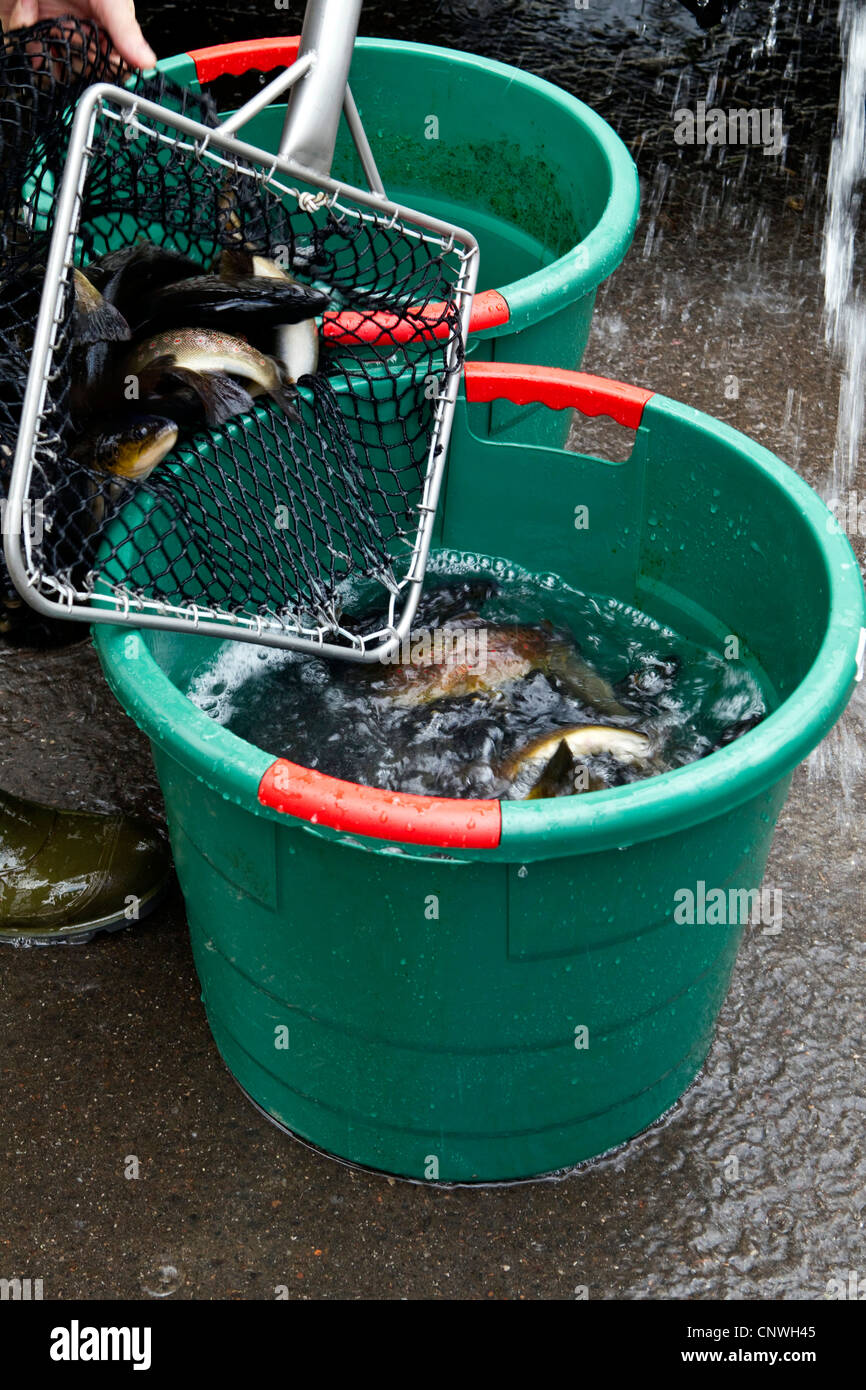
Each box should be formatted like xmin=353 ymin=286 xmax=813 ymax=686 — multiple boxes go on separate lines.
xmin=217 ymin=53 xmax=315 ymax=138
xmin=343 ymin=84 xmax=385 ymax=195
xmin=279 ymin=0 xmax=363 ymax=176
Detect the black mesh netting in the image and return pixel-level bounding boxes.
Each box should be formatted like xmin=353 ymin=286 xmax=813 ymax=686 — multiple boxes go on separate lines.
xmin=0 ymin=18 xmax=468 ymax=645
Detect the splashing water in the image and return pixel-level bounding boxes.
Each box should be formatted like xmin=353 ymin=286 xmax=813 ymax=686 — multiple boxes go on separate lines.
xmin=186 ymin=561 xmax=767 ymax=800
xmin=822 ymin=0 xmax=866 ymax=493
xmin=810 ymin=0 xmax=866 ymax=806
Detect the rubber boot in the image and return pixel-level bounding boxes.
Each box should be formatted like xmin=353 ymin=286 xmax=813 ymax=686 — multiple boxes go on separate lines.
xmin=0 ymin=789 xmax=171 ymax=946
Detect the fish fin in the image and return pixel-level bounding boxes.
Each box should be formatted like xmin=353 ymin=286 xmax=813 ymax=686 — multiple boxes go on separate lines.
xmin=137 ymin=353 xmax=176 ymax=375
xmin=165 ymin=367 xmax=256 ymax=427
xmin=270 ymin=367 xmax=302 ymax=423
xmin=139 ymin=359 xmax=255 ymax=427
xmin=527 ymin=738 xmax=576 ymax=800
xmin=73 ymin=272 xmax=131 ymax=344
xmin=135 ymin=354 xmax=178 ymax=400
xmin=218 ymin=245 xmax=255 ymax=280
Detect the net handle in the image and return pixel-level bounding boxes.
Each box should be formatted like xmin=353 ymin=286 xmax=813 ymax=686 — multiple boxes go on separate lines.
xmin=214 ymin=52 xmax=316 ymax=140
xmin=185 ymin=37 xmax=510 ymax=335
xmin=279 ymin=0 xmax=363 ymax=177
xmin=201 ymin=7 xmax=384 ymax=196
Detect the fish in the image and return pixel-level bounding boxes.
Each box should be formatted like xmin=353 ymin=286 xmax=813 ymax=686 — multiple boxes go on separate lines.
xmin=83 ymin=242 xmax=204 ymax=317
xmin=367 ymin=616 xmax=628 ymax=715
xmin=71 ymin=414 xmax=178 ymax=481
xmin=128 ymin=272 xmax=330 ymax=338
xmin=134 ymin=360 xmax=256 ymax=428
xmin=522 ymin=737 xmax=589 ymax=799
xmin=219 ymin=246 xmax=320 ymax=379
xmin=216 ymin=179 xmax=252 ymax=249
xmin=708 ymin=711 xmax=765 ymax=751
xmin=502 ymin=725 xmax=655 ymax=800
xmin=69 ymin=270 xmax=132 ymax=415
xmin=70 ymin=414 xmax=179 ymax=528
xmin=124 ymin=329 xmax=296 ymax=426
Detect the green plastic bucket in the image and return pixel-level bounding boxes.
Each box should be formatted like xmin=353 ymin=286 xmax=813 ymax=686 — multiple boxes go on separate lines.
xmin=93 ymin=364 xmax=866 ymax=1182
xmin=156 ymin=36 xmax=640 ymax=448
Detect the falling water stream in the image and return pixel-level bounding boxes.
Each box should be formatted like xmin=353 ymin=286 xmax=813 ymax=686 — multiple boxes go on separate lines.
xmin=809 ymin=0 xmax=866 ymax=801
xmin=822 ymin=0 xmax=866 ymax=494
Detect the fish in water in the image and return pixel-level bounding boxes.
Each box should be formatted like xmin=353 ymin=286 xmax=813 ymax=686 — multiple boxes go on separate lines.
xmin=128 ymin=272 xmax=330 ymax=338
xmin=364 ymin=615 xmax=628 ymax=717
xmin=502 ymin=725 xmax=655 ymax=800
xmin=709 ymin=710 xmax=765 ymax=751
xmin=219 ymin=246 xmax=320 ymax=380
xmin=124 ymin=330 xmax=296 ymax=426
xmin=516 ymin=736 xmax=603 ymax=799
xmin=71 ymin=413 xmax=178 ymax=481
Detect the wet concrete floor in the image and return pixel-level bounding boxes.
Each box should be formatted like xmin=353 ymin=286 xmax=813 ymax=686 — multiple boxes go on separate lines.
xmin=1 ymin=1 xmax=864 ymax=1300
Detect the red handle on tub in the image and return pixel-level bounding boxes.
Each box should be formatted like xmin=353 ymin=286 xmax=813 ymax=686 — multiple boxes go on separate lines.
xmin=464 ymin=363 xmax=654 ymax=429
xmin=188 ymin=37 xmax=303 ymax=82
xmin=186 ymin=40 xmax=512 ymax=340
xmin=259 ymin=759 xmax=502 ymax=849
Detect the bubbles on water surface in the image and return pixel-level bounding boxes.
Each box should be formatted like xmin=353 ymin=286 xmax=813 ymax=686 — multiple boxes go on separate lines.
xmin=185 ymin=559 xmax=768 ymax=800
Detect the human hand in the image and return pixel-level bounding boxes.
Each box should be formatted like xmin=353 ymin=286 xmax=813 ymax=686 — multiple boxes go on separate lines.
xmin=0 ymin=0 xmax=156 ymax=69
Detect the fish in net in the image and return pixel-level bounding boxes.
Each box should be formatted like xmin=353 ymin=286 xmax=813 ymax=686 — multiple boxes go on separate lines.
xmin=0 ymin=18 xmax=475 ymax=654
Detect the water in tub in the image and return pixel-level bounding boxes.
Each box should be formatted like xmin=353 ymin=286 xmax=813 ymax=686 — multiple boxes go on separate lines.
xmin=184 ymin=554 xmax=768 ymax=801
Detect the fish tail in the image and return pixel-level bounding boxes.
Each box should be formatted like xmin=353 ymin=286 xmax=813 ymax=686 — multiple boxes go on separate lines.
xmin=271 ymin=368 xmax=302 ymax=423
xmin=148 ymin=361 xmax=256 ymax=427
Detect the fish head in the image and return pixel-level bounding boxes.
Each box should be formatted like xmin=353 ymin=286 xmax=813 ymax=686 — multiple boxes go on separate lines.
xmin=96 ymin=415 xmax=178 ymax=479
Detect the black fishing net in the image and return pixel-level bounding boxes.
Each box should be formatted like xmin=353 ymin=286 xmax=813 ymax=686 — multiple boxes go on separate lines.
xmin=0 ymin=18 xmax=471 ymax=650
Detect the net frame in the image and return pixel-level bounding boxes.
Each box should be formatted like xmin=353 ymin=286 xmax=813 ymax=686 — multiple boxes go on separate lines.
xmin=4 ymin=77 xmax=479 ymax=662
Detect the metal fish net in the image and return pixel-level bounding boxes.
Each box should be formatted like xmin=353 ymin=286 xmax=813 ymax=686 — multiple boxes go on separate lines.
xmin=0 ymin=19 xmax=476 ymax=655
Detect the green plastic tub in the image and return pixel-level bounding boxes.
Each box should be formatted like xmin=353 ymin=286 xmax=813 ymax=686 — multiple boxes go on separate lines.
xmin=157 ymin=36 xmax=640 ymax=447
xmin=93 ymin=364 xmax=866 ymax=1182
